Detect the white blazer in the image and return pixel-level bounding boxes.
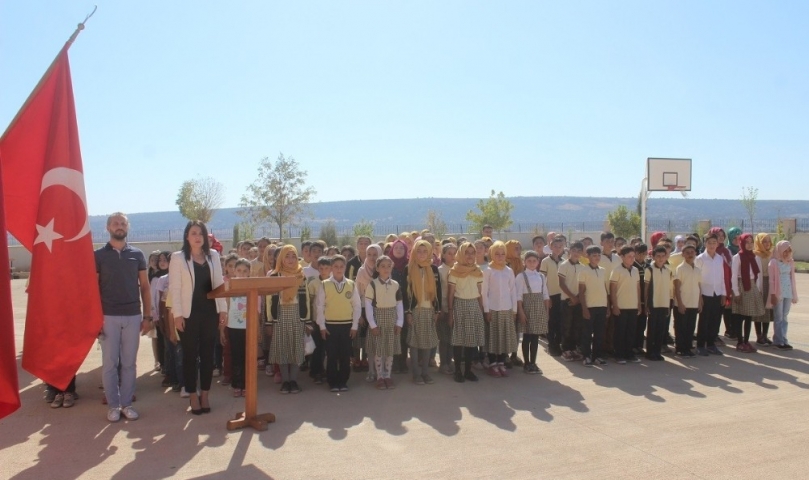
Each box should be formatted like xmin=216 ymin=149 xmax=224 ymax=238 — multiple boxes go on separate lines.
xmin=168 ymin=250 xmax=227 ymax=318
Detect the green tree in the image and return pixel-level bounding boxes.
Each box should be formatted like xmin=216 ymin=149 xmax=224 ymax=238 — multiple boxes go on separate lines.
xmin=607 ymin=205 xmax=641 ymax=239
xmin=352 ymin=219 xmax=375 ymax=238
xmin=175 ymin=176 xmax=225 ymax=223
xmin=465 ymin=190 xmax=514 ymax=235
xmin=239 ymin=153 xmax=316 ymax=241
xmin=319 ymin=220 xmax=339 ymax=247
xmin=426 ymin=209 xmax=448 ymax=238
xmin=741 ymin=186 xmax=758 ymax=232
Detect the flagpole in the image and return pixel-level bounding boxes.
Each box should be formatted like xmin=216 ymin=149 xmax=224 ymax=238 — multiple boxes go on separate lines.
xmin=0 ymin=6 xmax=97 ymax=143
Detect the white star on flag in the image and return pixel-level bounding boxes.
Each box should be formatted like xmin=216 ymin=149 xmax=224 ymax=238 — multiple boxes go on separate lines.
xmin=33 ymin=218 xmax=63 ymax=252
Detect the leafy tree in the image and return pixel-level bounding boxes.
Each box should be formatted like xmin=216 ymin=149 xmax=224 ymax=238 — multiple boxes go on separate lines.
xmin=239 ymin=153 xmax=316 ymax=241
xmin=426 ymin=209 xmax=448 ymax=239
xmin=319 ymin=220 xmax=339 ymax=247
xmin=465 ymin=190 xmax=514 ymax=235
xmin=607 ymin=205 xmax=641 ymax=239
xmin=352 ymin=219 xmax=375 ymax=238
xmin=741 ymin=186 xmax=758 ymax=232
xmin=175 ymin=176 xmax=225 ymax=223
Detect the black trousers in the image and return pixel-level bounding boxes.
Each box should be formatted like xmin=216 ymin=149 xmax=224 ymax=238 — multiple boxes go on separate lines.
xmin=562 ymin=301 xmax=583 ymax=352
xmin=547 ymin=294 xmax=563 ymax=352
xmin=309 ymin=323 xmax=325 ymax=378
xmin=228 ymin=328 xmax=246 ymax=390
xmin=674 ymin=308 xmax=698 ymax=353
xmin=326 ymin=324 xmax=352 ymax=388
xmin=453 ymin=346 xmax=477 ymax=373
xmin=697 ymin=295 xmax=723 ymax=348
xmin=180 ymin=315 xmax=217 ymax=393
xmin=581 ymin=307 xmax=607 ymax=360
xmin=634 ymin=311 xmax=647 ymax=350
xmin=646 ymin=308 xmax=669 ymax=356
xmin=613 ymin=309 xmax=637 ymax=360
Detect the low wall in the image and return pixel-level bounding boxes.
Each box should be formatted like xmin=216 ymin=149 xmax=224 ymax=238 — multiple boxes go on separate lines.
xmin=8 ymin=232 xmax=808 ymax=272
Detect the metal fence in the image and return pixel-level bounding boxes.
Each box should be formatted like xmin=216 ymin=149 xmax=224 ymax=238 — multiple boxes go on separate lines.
xmin=6 ymin=218 xmax=806 ymax=246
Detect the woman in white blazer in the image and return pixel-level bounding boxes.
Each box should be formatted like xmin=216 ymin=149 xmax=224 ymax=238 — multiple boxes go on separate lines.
xmin=169 ymin=221 xmax=227 ymax=414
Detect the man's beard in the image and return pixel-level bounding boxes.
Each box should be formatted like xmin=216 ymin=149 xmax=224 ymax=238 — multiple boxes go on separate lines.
xmin=111 ymin=231 xmax=127 ymax=241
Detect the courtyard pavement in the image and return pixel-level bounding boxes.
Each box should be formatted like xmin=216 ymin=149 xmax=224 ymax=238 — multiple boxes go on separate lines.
xmin=1 ymin=277 xmax=807 ymax=479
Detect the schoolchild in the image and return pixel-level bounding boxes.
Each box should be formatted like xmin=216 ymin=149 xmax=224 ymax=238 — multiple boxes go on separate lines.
xmin=645 ymin=246 xmax=673 ymax=361
xmin=578 ymin=246 xmax=609 ymax=367
xmin=516 ymin=250 xmax=551 ymax=374
xmin=404 ymin=240 xmax=441 ymax=385
xmin=673 ymin=245 xmax=701 ymax=358
xmin=558 ymin=242 xmax=585 ymax=362
xmin=316 ymin=255 xmax=361 ymax=392
xmin=306 ymin=256 xmax=332 ymax=383
xmin=437 ymin=243 xmax=458 ymax=375
xmin=447 ymin=242 xmax=485 ymax=383
xmin=482 ymin=241 xmax=518 ymax=377
xmin=731 ymin=233 xmax=765 ymax=352
xmin=609 ymin=246 xmax=641 ymax=364
xmin=540 ymin=237 xmax=566 ymax=357
xmin=769 ymin=241 xmax=798 ymax=350
xmin=268 ymin=245 xmax=310 ymax=394
xmin=365 ymin=255 xmax=404 ymax=390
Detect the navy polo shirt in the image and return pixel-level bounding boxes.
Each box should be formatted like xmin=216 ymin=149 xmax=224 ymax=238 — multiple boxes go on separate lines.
xmin=94 ymin=242 xmax=147 ymax=316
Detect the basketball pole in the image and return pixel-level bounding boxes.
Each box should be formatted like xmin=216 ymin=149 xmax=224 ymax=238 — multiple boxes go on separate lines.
xmin=640 ymin=177 xmax=648 ymax=243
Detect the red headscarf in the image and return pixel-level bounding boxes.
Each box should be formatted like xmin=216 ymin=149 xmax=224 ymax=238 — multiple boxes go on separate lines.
xmin=390 ymin=239 xmax=409 ymax=273
xmin=737 ymin=233 xmax=759 ymax=292
xmin=708 ymin=227 xmax=731 ymax=265
xmin=649 ymin=231 xmax=666 ymax=248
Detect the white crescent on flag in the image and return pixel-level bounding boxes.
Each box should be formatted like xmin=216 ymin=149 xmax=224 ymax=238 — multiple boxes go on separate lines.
xmin=39 ymin=167 xmax=90 ymax=242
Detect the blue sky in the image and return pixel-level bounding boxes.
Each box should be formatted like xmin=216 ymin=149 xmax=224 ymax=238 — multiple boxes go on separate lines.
xmin=2 ymin=1 xmax=807 ymax=215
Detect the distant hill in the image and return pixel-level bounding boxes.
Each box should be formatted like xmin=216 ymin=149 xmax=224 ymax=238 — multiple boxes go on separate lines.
xmin=84 ymin=196 xmax=809 ymax=241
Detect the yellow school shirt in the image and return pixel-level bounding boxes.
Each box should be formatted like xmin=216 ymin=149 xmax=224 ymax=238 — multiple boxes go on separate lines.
xmin=557 ymin=260 xmax=583 ymax=300
xmin=540 ymin=255 xmax=563 ymax=296
xmin=609 ymin=264 xmax=639 ymax=309
xmin=645 ymin=264 xmax=673 ymax=309
xmin=675 ymin=262 xmax=702 ymax=309
xmin=323 ymin=279 xmax=356 ymax=322
xmin=448 ymin=273 xmax=482 ymax=300
xmin=578 ymin=265 xmax=609 ymax=308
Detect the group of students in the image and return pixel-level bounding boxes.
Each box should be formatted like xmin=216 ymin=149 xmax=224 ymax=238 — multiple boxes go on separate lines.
xmin=141 ymin=224 xmax=799 ymax=407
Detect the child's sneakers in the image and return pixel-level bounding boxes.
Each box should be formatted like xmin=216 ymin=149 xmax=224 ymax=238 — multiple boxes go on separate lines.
xmin=376 ymin=379 xmax=387 ymax=390
xmin=487 ymin=366 xmax=502 ymax=377
xmin=583 ymin=358 xmax=594 ymax=367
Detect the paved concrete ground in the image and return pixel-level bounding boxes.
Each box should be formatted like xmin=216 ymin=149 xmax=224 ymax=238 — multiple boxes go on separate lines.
xmin=2 ymin=277 xmax=808 ymax=479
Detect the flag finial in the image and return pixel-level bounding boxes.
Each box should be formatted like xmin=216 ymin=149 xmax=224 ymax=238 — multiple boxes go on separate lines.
xmin=67 ymin=5 xmax=97 ymax=46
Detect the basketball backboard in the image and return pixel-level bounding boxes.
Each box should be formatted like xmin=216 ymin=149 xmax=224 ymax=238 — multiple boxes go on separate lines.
xmin=647 ymin=158 xmax=691 ymax=191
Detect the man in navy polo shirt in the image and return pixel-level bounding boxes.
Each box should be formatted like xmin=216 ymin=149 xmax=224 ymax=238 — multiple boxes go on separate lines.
xmin=95 ymin=212 xmax=151 ymax=422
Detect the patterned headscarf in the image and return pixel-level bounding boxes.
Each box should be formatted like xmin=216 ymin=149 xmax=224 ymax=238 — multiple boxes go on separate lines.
xmin=407 ymin=240 xmax=437 ymax=304
xmin=273 ymin=244 xmax=304 ymax=303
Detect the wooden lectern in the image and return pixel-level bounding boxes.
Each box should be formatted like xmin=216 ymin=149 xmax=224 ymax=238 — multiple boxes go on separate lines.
xmin=208 ymin=276 xmax=299 ymax=431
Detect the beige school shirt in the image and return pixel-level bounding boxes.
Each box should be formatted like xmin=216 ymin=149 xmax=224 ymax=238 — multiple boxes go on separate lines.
xmin=600 ymin=251 xmax=618 ymax=279
xmin=540 ymin=255 xmax=563 ymax=296
xmin=645 ymin=264 xmax=673 ymax=309
xmin=448 ymin=273 xmax=482 ymax=300
xmin=610 ymin=264 xmax=639 ymax=309
xmin=675 ymin=262 xmax=702 ymax=309
xmin=578 ymin=265 xmax=609 ymax=308
xmin=558 ymin=260 xmax=584 ymax=300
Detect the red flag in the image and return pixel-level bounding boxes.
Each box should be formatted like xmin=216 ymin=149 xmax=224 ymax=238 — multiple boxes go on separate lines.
xmin=0 ymin=46 xmax=103 ymax=391
xmin=0 ymin=161 xmax=21 ymax=419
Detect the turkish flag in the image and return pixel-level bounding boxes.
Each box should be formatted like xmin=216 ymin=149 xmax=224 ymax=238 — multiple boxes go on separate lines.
xmin=0 ymin=161 xmax=20 ymax=419
xmin=0 ymin=45 xmax=103 ymax=392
